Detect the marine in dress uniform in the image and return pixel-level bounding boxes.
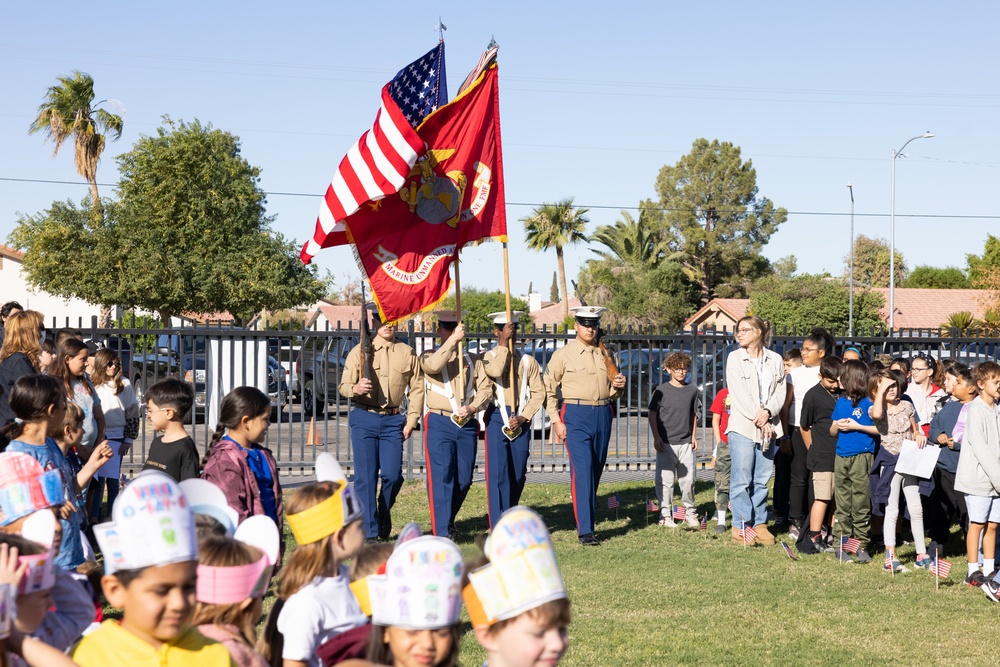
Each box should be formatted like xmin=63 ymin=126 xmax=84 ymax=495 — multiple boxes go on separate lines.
xmin=544 ymin=306 xmax=626 ymax=545
xmin=419 ymin=310 xmax=492 ymax=538
xmin=339 ymin=304 xmax=423 ymax=540
xmin=480 ymin=311 xmax=547 ymax=530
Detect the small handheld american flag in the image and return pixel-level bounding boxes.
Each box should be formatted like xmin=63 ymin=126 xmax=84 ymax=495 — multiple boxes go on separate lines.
xmin=672 ymin=505 xmax=686 ymax=521
xmin=607 ymin=494 xmax=621 ymax=510
xmin=742 ymin=524 xmax=757 ymax=544
xmin=841 ymin=536 xmax=861 ymax=554
xmin=932 ymin=558 xmax=952 ymax=578
xmin=885 ymin=551 xmax=893 ymax=570
xmin=120 ymin=472 xmax=128 ymax=489
xmin=647 ymin=498 xmax=659 ymax=513
xmin=699 ymin=514 xmax=707 ymax=531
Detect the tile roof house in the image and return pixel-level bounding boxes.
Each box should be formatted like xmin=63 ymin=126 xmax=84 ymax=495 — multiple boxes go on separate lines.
xmin=528 ymin=298 xmax=581 ymax=329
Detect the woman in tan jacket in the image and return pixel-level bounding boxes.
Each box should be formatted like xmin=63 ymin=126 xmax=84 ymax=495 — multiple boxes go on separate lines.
xmin=725 ymin=316 xmax=786 ymax=545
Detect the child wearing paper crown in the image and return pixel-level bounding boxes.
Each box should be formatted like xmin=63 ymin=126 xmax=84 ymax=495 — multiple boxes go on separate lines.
xmin=1 ymin=375 xmax=111 ymax=570
xmin=0 ymin=452 xmax=94 ymax=657
xmin=192 ymin=515 xmax=280 ymax=667
xmin=257 ymin=454 xmax=367 ymax=667
xmin=464 ymin=507 xmax=570 ymax=667
xmin=362 ymin=535 xmax=465 ymax=667
xmin=70 ymin=470 xmax=232 ymax=667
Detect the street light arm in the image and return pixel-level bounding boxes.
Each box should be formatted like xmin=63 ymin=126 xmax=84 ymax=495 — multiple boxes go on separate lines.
xmin=894 ymin=132 xmax=934 ymax=159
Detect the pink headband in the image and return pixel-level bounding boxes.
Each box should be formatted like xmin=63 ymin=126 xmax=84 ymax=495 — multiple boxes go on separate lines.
xmin=196 ymin=556 xmax=271 ymax=605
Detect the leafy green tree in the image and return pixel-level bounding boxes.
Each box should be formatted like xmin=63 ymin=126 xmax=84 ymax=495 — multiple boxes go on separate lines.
xmin=748 ymin=274 xmax=884 ymax=332
xmin=29 ymin=71 xmax=123 ymax=211
xmin=10 ymin=118 xmax=325 ymax=324
xmin=522 ymin=198 xmax=589 ymax=319
xmin=439 ymin=288 xmax=530 ymax=332
xmin=902 ymin=266 xmax=969 ymax=289
xmin=644 ymin=139 xmax=787 ymax=304
xmin=589 ymin=210 xmax=671 ymax=269
xmin=550 ymin=272 xmax=559 ymax=302
xmin=845 ymin=235 xmax=906 ymax=288
xmin=577 ymin=258 xmax=697 ymax=330
xmin=967 ymin=234 xmax=1000 ymax=285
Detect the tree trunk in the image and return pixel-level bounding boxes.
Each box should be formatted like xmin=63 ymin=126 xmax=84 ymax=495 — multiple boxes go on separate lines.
xmin=557 ymin=247 xmax=568 ymax=321
xmin=98 ymin=305 xmax=112 ymax=328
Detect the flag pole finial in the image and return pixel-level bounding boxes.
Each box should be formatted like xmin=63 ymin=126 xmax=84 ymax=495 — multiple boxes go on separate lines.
xmin=437 ymin=17 xmax=447 ymax=42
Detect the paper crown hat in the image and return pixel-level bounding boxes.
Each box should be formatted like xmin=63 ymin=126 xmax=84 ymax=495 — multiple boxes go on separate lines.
xmin=487 ymin=311 xmax=524 ymax=326
xmin=180 ymin=478 xmax=239 ymax=537
xmin=197 ymin=515 xmax=280 ymax=605
xmin=368 ymin=535 xmax=464 ymax=629
xmin=570 ymin=306 xmax=606 ymax=322
xmin=16 ymin=510 xmax=57 ymax=596
xmin=286 ymin=453 xmax=364 ymax=545
xmin=0 ymin=452 xmax=65 ymax=526
xmin=349 ymin=521 xmax=425 ymax=616
xmin=463 ymin=506 xmax=567 ymax=626
xmin=94 ymin=470 xmax=197 ymax=574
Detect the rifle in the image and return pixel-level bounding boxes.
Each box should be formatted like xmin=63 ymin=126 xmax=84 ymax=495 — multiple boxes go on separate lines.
xmin=359 ymin=285 xmax=375 ymax=384
xmin=570 ymin=281 xmax=620 ymax=378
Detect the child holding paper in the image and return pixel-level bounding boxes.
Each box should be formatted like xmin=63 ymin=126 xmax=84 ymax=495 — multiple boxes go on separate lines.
xmin=869 ymin=370 xmax=930 ymax=572
xmin=955 ymin=361 xmax=1000 ymax=587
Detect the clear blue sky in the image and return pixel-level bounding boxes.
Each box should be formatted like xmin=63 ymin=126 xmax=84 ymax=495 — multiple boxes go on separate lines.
xmin=3 ymin=2 xmax=998 ymax=303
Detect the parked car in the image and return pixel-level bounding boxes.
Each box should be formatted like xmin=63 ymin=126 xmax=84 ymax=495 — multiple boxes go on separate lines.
xmin=294 ymin=334 xmax=359 ymax=416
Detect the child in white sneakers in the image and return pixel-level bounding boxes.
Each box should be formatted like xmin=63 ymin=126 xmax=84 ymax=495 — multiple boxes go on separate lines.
xmin=648 ymin=352 xmax=699 ymax=528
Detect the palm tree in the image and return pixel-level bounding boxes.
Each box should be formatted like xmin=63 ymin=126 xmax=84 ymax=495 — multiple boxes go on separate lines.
xmin=29 ymin=71 xmax=123 ymax=213
xmin=30 ymin=71 xmax=123 ymax=326
xmin=522 ymin=198 xmax=589 ymax=320
xmin=590 ymin=211 xmax=669 ymax=269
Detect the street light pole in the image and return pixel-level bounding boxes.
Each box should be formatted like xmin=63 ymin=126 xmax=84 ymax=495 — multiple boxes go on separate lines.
xmin=889 ymin=131 xmax=934 ymax=333
xmin=847 ymin=183 xmax=854 ymax=338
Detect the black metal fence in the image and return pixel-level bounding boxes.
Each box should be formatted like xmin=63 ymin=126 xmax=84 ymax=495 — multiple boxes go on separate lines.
xmin=57 ymin=315 xmax=997 ymax=479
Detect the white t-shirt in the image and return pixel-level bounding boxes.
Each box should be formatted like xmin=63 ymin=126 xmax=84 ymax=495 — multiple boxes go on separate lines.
xmin=278 ymin=568 xmax=368 ymax=666
xmin=788 ymin=365 xmax=821 ymax=426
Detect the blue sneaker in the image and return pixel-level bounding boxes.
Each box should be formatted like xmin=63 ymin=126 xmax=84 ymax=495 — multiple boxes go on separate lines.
xmin=914 ymin=556 xmax=932 ymax=570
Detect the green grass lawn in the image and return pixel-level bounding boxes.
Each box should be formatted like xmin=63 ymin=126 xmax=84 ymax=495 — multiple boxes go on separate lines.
xmin=308 ymin=479 xmax=996 ymax=667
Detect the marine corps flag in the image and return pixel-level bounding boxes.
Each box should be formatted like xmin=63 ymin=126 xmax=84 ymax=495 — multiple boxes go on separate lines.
xmin=346 ymin=62 xmax=506 ymax=323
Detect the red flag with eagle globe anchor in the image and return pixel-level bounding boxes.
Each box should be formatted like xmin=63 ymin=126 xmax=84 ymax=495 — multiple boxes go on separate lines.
xmin=346 ymin=64 xmax=506 ymax=323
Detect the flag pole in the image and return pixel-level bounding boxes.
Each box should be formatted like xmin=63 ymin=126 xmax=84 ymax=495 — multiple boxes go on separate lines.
xmin=502 ymin=241 xmax=516 ymax=414
xmin=454 ymin=249 xmax=466 ymax=405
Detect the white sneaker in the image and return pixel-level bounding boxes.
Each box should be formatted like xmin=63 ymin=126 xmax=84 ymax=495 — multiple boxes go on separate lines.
xmin=658 ymin=516 xmax=678 ymax=528
xmin=685 ymin=514 xmax=700 ymax=528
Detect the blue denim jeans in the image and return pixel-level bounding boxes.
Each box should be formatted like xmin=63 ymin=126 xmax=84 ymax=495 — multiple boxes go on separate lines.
xmin=729 ymin=432 xmax=775 ymax=528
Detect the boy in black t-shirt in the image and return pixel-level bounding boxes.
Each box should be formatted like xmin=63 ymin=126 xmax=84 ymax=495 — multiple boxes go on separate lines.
xmin=141 ymin=378 xmax=199 ymax=482
xmin=648 ymin=351 xmax=700 ymax=528
xmin=799 ymin=356 xmax=843 ymax=551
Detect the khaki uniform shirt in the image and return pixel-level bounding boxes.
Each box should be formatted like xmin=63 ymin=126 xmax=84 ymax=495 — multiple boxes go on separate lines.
xmin=339 ymin=336 xmax=424 ymax=430
xmin=419 ymin=344 xmax=493 ymax=414
xmin=544 ymin=339 xmax=623 ymax=422
xmin=481 ymin=344 xmax=546 ymax=421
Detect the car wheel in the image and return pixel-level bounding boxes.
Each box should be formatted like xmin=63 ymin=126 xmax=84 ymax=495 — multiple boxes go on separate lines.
xmin=133 ymin=376 xmax=146 ymax=406
xmin=303 ymin=379 xmax=319 ymax=417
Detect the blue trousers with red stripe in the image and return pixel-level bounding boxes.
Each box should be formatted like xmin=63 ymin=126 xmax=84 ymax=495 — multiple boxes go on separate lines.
xmin=423 ymin=411 xmax=478 ymax=536
xmin=349 ymin=407 xmax=405 ymax=539
xmin=563 ymin=403 xmax=614 ymax=536
xmin=484 ymin=406 xmax=531 ymax=530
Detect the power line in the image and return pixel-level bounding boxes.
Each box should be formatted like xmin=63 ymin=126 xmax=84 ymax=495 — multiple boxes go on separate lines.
xmin=4 ymin=176 xmax=999 ymax=221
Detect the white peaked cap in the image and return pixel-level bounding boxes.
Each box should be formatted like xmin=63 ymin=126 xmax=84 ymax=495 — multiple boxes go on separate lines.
xmin=94 ymin=470 xmax=197 ymax=574
xmin=368 ymin=536 xmax=465 ymax=629
xmin=570 ymin=306 xmax=607 ymax=319
xmin=180 ymin=478 xmax=239 ymax=536
xmin=487 ymin=311 xmax=524 ymax=325
xmin=432 ymin=310 xmax=468 ymax=323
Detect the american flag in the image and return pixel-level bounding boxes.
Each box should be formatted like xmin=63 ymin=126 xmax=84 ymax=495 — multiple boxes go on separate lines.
xmin=841 ymin=536 xmax=861 ymax=554
xmin=741 ymin=523 xmax=757 ymax=544
xmin=300 ymin=43 xmax=448 ymax=263
xmin=607 ymin=494 xmax=620 ymax=510
xmin=699 ymin=514 xmax=708 ymax=531
xmin=672 ymin=505 xmax=686 ymax=521
xmin=647 ymin=498 xmax=659 ymax=513
xmin=932 ymin=558 xmax=952 ymax=578
xmin=885 ymin=551 xmax=893 ymax=570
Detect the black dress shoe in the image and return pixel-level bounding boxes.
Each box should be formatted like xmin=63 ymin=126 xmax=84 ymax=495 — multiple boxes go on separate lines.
xmin=579 ymin=533 xmax=600 ymax=546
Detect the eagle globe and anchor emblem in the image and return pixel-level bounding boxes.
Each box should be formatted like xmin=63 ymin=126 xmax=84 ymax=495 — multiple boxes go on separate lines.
xmin=372 ymin=148 xmax=494 ymax=286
